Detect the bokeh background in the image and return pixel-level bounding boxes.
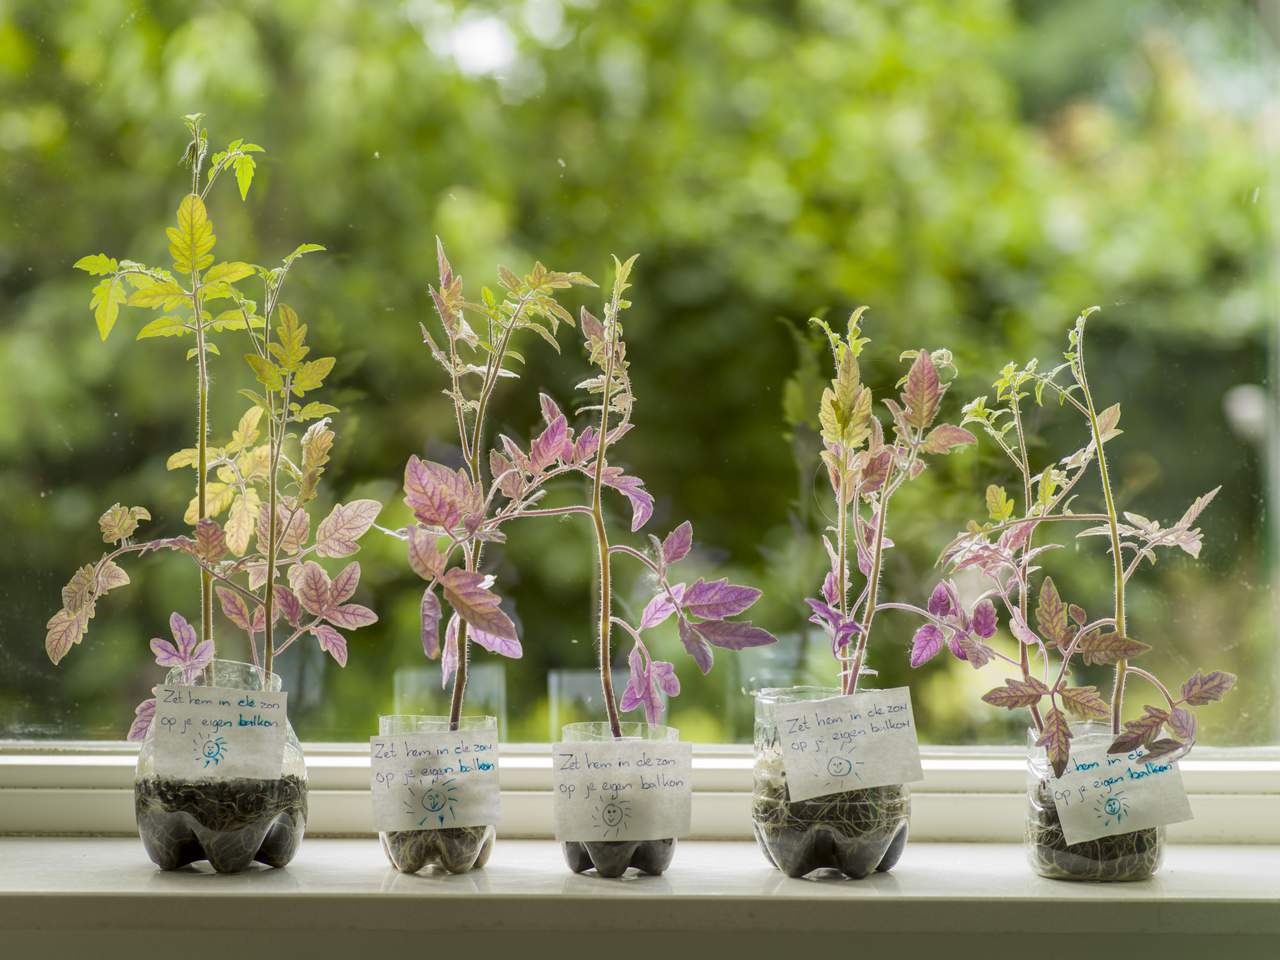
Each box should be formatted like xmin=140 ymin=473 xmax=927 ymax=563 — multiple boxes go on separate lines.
xmin=0 ymin=0 xmax=1275 ymax=746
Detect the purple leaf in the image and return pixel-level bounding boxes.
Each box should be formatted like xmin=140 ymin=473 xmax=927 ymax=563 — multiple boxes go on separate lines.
xmin=946 ymin=629 xmax=969 ymax=661
xmin=821 ymin=570 xmax=839 ymax=606
xmin=407 ymin=527 xmax=446 ymax=581
xmin=467 ymin=622 xmax=523 ymax=659
xmin=1036 ymin=707 xmax=1072 ymax=778
xmin=273 ymin=584 xmax=303 ymax=627
xmin=902 ymin=351 xmax=941 ymax=429
xmin=315 ymin=499 xmax=381 ymax=558
xmin=403 ymin=456 xmax=483 ymax=531
xmin=682 ymin=578 xmax=762 ymax=620
xmin=539 ymin=392 xmax=564 ymax=426
xmin=909 ymin=624 xmax=945 ymax=668
xmin=805 ymin=597 xmax=859 ymax=653
xmin=927 ymin=582 xmax=953 ymax=618
xmin=692 ymin=618 xmax=776 ymax=650
xmin=325 ymin=602 xmax=378 ymax=630
xmin=169 ymin=611 xmax=198 ymax=657
xmin=1180 ymin=670 xmax=1238 ymax=706
xmin=678 ymin=619 xmax=714 ymax=675
xmin=127 ymin=698 xmax=156 ymax=742
xmin=293 ymin=561 xmax=333 ymax=617
xmin=982 ymin=676 xmax=1050 ymax=708
xmin=311 ymin=624 xmax=348 ymax=667
xmin=921 ymin=423 xmax=977 ymax=455
xmin=421 ymin=588 xmax=442 ymax=658
xmin=571 ymin=426 xmax=598 ymax=464
xmin=331 ymin=561 xmax=361 ymax=604
xmin=529 ymin=414 xmax=569 ymax=472
xmin=601 ymin=468 xmax=654 ymax=531
xmin=440 ymin=567 xmax=518 ymax=641
xmin=618 ymin=647 xmax=681 ymax=725
xmin=652 ymin=661 xmax=680 ymax=697
xmin=662 ymin=521 xmax=693 ymax=565
xmin=971 ymin=599 xmax=998 ymax=639
xmin=216 ymin=586 xmax=254 ymax=634
xmin=639 ymin=584 xmax=686 ymax=629
xmin=148 ymin=637 xmax=184 ymax=668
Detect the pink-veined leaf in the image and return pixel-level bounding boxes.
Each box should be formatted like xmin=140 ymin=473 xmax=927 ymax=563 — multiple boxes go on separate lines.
xmin=193 ymin=518 xmax=227 ymax=562
xmin=1180 ymin=670 xmax=1238 ymax=706
xmin=909 ymin=624 xmax=945 ymax=668
xmin=662 ymin=521 xmax=693 ymax=565
xmin=314 ymin=499 xmax=381 ymax=558
xmin=677 ymin=619 xmax=714 ymax=675
xmin=216 ymin=586 xmax=254 ymax=634
xmin=403 ymin=456 xmax=482 ymax=531
xmin=273 ymin=584 xmax=303 ymax=626
xmin=981 ymin=676 xmax=1050 ymax=709
xmin=441 ymin=615 xmax=461 ymax=689
xmin=920 ymin=423 xmax=976 ymax=455
xmin=681 ymin=578 xmax=761 ymax=620
xmin=440 ymin=568 xmax=517 ymax=641
xmin=1036 ymin=706 xmax=1072 ymax=778
xmin=1059 ymin=685 xmax=1109 ymax=721
xmin=293 ymin=561 xmax=332 ymax=617
xmin=324 ymin=602 xmax=378 ymax=630
xmin=1168 ymin=706 xmax=1197 ymax=741
xmin=331 ymin=561 xmax=361 ymax=604
xmin=1078 ymin=632 xmax=1151 ymax=666
xmin=639 ymin=584 xmax=686 ymax=630
xmin=529 ymin=414 xmax=568 ymax=472
xmin=407 ymin=527 xmax=447 ymax=581
xmin=600 ymin=468 xmax=654 ymax=532
xmin=692 ymin=618 xmax=776 ymax=650
xmin=127 ymin=698 xmax=156 ymax=742
xmin=421 ymin=588 xmax=442 ymax=658
xmin=902 ymin=351 xmax=941 ymax=430
xmin=311 ymin=624 xmax=348 ymax=667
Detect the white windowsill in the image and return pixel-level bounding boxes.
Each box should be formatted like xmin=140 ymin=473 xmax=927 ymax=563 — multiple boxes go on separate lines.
xmin=1 ymin=838 xmax=1278 ymax=958
xmin=3 ymin=741 xmax=1279 ymax=842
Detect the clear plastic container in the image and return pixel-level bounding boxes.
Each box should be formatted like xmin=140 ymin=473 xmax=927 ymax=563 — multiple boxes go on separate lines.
xmin=377 ymin=714 xmax=498 ymax=875
xmin=134 ymin=659 xmax=307 ymax=873
xmin=559 ymin=721 xmax=679 ymax=878
xmin=751 ymin=686 xmax=910 ymax=879
xmin=1025 ymin=721 xmax=1165 ymax=881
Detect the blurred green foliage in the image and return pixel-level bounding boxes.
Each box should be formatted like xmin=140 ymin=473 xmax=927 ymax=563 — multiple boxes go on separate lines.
xmin=0 ymin=0 xmax=1274 ymax=745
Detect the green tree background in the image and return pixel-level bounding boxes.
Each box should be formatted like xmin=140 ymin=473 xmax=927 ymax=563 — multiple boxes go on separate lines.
xmin=0 ymin=0 xmax=1274 ymax=745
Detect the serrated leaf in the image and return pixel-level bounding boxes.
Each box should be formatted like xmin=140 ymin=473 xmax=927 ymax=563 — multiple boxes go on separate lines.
xmin=1180 ymin=670 xmax=1238 ymax=706
xmin=291 ymin=356 xmax=335 ymax=394
xmin=136 ymin=315 xmax=191 ymax=339
xmin=74 ymin=253 xmax=118 ymax=276
xmin=985 ymin=484 xmax=1014 ymax=523
xmin=1060 ymin=685 xmax=1109 ymax=721
xmin=440 ymin=568 xmax=516 ymax=642
xmin=1035 ymin=576 xmax=1071 ymax=648
xmin=902 ymin=350 xmax=941 ymax=430
xmin=245 ymin=353 xmax=284 ymax=391
xmin=88 ymin=277 xmax=127 ymax=340
xmin=225 ymin=489 xmax=261 ymax=556
xmin=168 ymin=193 xmax=216 ymax=275
xmin=1078 ymin=632 xmax=1151 ymax=666
xmin=98 ymin=503 xmax=150 ymax=543
xmin=127 ymin=279 xmax=187 ymax=309
xmin=407 ymin=527 xmax=447 ymax=580
xmin=284 ymin=243 xmax=326 ymax=266
xmin=203 ymin=261 xmax=255 ymax=286
xmin=45 ymin=608 xmax=88 ymax=664
xmin=233 ymin=155 xmax=256 ymax=200
xmin=921 ymin=423 xmax=976 ymax=455
xmin=315 ymin=499 xmax=381 ymax=558
xmin=981 ymin=676 xmax=1050 ymax=709
xmin=1036 ymin=707 xmax=1072 ymax=778
xmin=294 ymin=402 xmax=339 ymax=421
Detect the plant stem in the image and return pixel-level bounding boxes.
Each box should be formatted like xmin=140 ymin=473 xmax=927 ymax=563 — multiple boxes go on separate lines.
xmin=193 ymin=288 xmax=214 ymax=681
xmin=1074 ymin=327 xmax=1127 ymax=733
xmin=836 ymin=465 xmax=850 ymax=691
xmin=593 ymin=323 xmax=622 ymax=739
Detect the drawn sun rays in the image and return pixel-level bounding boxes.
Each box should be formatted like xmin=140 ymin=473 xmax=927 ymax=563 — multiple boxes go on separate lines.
xmin=193 ymin=735 xmax=227 ymax=768
xmin=405 ymin=778 xmax=461 ymax=827
xmin=592 ymin=791 xmax=633 ymax=839
xmin=1094 ymin=790 xmax=1131 ymax=828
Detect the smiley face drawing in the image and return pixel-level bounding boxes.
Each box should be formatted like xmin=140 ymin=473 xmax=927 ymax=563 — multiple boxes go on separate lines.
xmin=404 ymin=778 xmax=460 ymax=827
xmin=591 ymin=791 xmax=632 ymax=839
xmin=1094 ymin=790 xmax=1130 ymax=828
xmin=827 ymin=756 xmax=855 ymax=778
xmin=194 ymin=735 xmax=227 ymax=769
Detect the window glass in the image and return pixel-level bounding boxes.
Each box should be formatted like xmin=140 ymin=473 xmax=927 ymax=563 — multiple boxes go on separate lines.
xmin=0 ymin=0 xmax=1274 ymax=745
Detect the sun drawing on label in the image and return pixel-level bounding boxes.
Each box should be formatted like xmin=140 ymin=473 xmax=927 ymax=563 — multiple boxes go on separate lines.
xmin=1094 ymin=790 xmax=1130 ymax=828
xmin=405 ymin=778 xmax=460 ymax=827
xmin=194 ymin=735 xmax=227 ymax=769
xmin=591 ymin=790 xmax=632 ymax=839
xmin=822 ymin=749 xmax=863 ymax=792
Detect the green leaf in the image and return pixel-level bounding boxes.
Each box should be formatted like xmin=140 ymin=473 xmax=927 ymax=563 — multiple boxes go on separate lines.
xmin=985 ymin=484 xmax=1014 ymax=523
xmin=167 ymin=193 xmax=216 ymax=275
xmin=126 ymin=278 xmax=186 ymax=309
xmin=203 ymin=261 xmax=256 ymax=285
xmin=293 ymin=401 xmax=339 ymax=421
xmin=136 ymin=315 xmax=191 ymax=339
xmin=209 ymin=310 xmax=265 ymax=332
xmin=291 ymin=356 xmax=335 ymax=394
xmin=88 ymin=277 xmax=127 ymax=340
xmin=271 ymin=304 xmax=309 ymax=371
xmin=245 ymin=353 xmax=284 ymax=391
xmin=284 ymin=243 xmax=325 ymax=266
xmin=74 ymin=254 xmax=118 ymax=276
xmin=233 ymin=154 xmax=256 ymax=200
xmin=185 ymin=342 xmax=220 ymax=360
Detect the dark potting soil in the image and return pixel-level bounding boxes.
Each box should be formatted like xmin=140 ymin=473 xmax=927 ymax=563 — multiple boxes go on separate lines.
xmin=561 ymin=838 xmax=676 ymax=878
xmin=752 ymin=780 xmax=910 ymax=879
xmin=381 ymin=824 xmax=496 ymax=874
xmin=1026 ymin=779 xmax=1162 ymax=881
xmin=135 ymin=775 xmax=307 ymax=873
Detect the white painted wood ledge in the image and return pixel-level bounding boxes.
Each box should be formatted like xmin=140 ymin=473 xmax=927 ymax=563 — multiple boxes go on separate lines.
xmin=0 ymin=838 xmax=1278 ymax=959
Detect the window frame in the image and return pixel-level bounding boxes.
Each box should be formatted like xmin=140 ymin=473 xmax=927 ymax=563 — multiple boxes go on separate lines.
xmin=2 ymin=740 xmax=1278 ymax=841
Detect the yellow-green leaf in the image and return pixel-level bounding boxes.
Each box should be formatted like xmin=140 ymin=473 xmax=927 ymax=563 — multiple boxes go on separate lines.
xmin=291 ymin=356 xmax=335 ymax=394
xmin=167 ymin=193 xmax=216 ymax=275
xmin=245 ymin=353 xmax=284 ymax=391
xmin=127 ymin=279 xmax=186 ymax=309
xmin=74 ymin=253 xmax=118 ymax=276
xmin=233 ymin=154 xmax=256 ymax=200
xmin=137 ymin=315 xmax=191 ymax=339
xmin=88 ymin=277 xmax=127 ymax=340
xmin=226 ymin=407 xmax=264 ymax=452
xmin=203 ymin=261 xmax=255 ymax=285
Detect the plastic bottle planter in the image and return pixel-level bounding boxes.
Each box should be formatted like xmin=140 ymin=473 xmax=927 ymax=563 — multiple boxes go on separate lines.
xmin=556 ymin=722 xmax=689 ymax=878
xmin=1025 ymin=722 xmax=1164 ymax=882
xmin=134 ymin=659 xmax=306 ymax=873
xmin=751 ymin=687 xmax=910 ymax=879
xmin=375 ymin=715 xmax=498 ymax=875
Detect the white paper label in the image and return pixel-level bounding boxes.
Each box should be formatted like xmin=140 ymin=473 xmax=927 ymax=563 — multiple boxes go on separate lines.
xmin=771 ymin=687 xmax=924 ymax=803
xmin=369 ymin=731 xmax=500 ymax=832
xmin=1049 ymin=743 xmax=1192 ymax=845
xmin=552 ymin=740 xmax=692 ymax=842
xmin=152 ymin=684 xmax=287 ymax=781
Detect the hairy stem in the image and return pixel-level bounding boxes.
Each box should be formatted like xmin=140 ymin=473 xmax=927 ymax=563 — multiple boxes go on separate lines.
xmin=1074 ymin=327 xmax=1127 ymax=733
xmin=593 ymin=328 xmax=622 ymax=738
xmin=193 ymin=287 xmax=215 ymax=680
